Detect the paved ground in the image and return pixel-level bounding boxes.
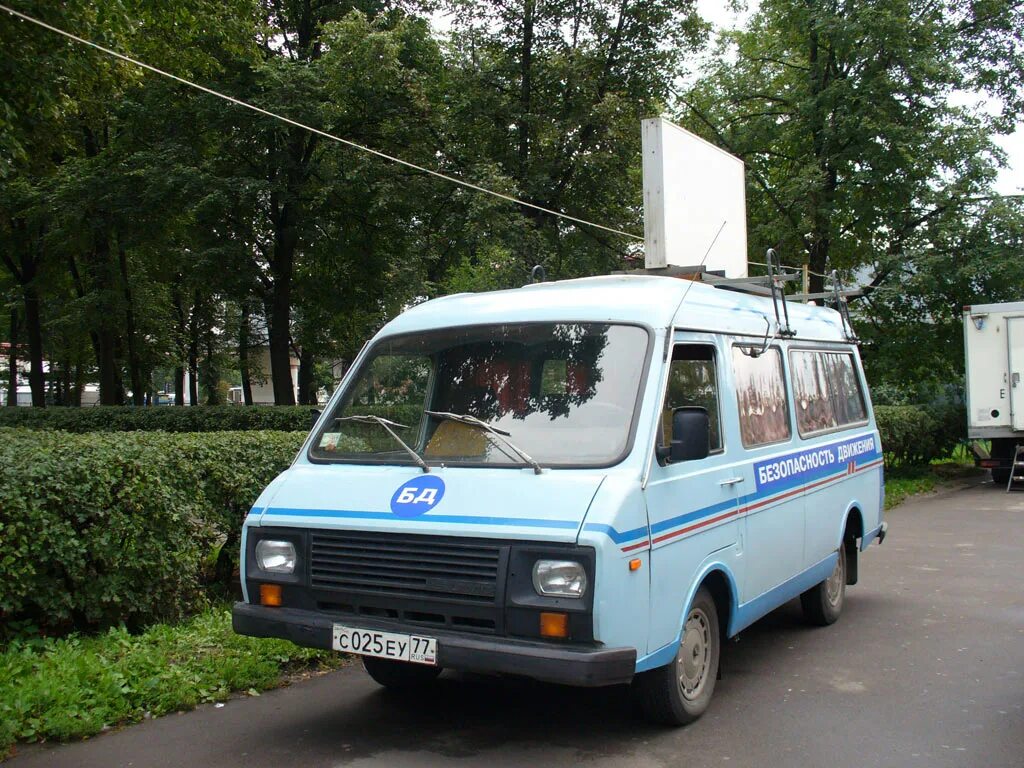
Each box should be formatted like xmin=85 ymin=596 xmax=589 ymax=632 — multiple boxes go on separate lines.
xmin=12 ymin=481 xmax=1024 ymax=768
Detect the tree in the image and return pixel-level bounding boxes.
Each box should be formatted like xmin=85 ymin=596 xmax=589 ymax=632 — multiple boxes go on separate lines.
xmin=857 ymin=196 xmax=1024 ymax=396
xmin=433 ymin=0 xmax=708 ymax=283
xmin=0 ymin=0 xmax=258 ymax=404
xmin=683 ymin=0 xmax=1024 ymax=292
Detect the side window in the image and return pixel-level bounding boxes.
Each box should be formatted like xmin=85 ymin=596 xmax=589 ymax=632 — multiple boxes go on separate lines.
xmin=661 ymin=344 xmax=722 ymax=453
xmin=825 ymin=352 xmax=867 ymax=426
xmin=731 ymin=346 xmax=792 ymax=447
xmin=791 ymin=350 xmax=867 ymax=435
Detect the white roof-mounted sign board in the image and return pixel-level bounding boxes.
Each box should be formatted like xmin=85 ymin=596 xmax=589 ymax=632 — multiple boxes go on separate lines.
xmin=641 ymin=118 xmax=748 ymax=278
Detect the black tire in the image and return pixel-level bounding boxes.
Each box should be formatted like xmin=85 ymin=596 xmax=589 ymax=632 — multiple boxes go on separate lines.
xmin=362 ymin=656 xmax=443 ymax=689
xmin=634 ymin=586 xmax=720 ymax=726
xmin=801 ymin=545 xmax=846 ymax=626
xmin=991 ymin=467 xmax=1010 ymax=486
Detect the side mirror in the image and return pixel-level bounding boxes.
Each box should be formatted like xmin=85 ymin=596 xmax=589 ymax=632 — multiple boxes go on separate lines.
xmin=660 ymin=406 xmax=710 ymax=463
xmin=310 ymin=408 xmax=322 ymax=430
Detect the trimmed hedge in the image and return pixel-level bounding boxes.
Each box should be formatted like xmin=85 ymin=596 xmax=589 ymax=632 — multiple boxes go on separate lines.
xmin=0 ymin=429 xmax=306 ymax=635
xmin=874 ymin=403 xmax=964 ymax=469
xmin=0 ymin=405 xmax=315 ymax=433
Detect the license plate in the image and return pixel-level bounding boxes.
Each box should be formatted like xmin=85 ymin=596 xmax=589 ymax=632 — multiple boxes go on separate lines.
xmin=331 ymin=625 xmax=437 ymax=666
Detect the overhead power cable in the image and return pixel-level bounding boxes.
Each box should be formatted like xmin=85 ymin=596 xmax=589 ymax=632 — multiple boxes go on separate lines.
xmin=0 ymin=3 xmax=643 ymax=241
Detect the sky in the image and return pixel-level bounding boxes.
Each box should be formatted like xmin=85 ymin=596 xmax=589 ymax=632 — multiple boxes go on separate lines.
xmin=695 ymin=0 xmax=1023 ymax=196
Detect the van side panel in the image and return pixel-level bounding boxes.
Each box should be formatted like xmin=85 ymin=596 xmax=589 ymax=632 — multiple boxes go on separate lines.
xmin=803 ymin=430 xmax=883 ymax=562
xmin=644 ymin=523 xmax=741 ymax=658
xmin=577 ymin=475 xmax=651 ymax=654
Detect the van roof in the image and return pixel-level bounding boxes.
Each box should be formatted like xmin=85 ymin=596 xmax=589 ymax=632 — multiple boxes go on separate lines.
xmin=381 ymin=274 xmax=851 ymax=343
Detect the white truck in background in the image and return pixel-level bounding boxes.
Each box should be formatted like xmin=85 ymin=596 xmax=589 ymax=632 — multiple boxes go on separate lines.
xmin=964 ymin=301 xmax=1024 ymax=484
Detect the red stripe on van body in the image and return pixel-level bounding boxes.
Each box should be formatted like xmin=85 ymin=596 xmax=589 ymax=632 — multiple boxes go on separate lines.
xmin=623 ymin=457 xmax=885 ymax=552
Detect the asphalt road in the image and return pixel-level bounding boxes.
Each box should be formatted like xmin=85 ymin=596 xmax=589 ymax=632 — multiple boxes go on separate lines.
xmin=12 ymin=481 xmax=1024 ymax=768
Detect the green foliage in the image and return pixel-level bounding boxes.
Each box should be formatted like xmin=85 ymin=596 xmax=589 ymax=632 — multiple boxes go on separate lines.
xmin=858 ymin=197 xmax=1024 ymax=394
xmin=683 ymin=0 xmax=1024 ymax=290
xmin=0 ymin=405 xmax=315 ymax=432
xmin=874 ymin=403 xmax=964 ymax=469
xmin=0 ymin=429 xmax=304 ymax=633
xmin=0 ymin=607 xmax=343 ymax=753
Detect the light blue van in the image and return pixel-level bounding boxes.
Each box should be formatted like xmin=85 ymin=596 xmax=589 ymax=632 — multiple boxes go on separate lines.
xmin=233 ymin=274 xmax=886 ymax=724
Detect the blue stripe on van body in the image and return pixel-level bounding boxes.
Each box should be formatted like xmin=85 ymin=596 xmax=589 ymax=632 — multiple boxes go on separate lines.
xmin=259 ymin=507 xmax=581 ymax=531
xmin=588 ymin=449 xmax=883 ymax=552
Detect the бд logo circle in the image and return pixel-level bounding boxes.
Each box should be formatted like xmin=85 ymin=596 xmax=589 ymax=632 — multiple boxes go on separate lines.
xmin=390 ymin=475 xmax=446 ymax=518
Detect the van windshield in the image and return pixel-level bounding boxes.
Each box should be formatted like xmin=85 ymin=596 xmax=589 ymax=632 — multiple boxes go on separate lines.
xmin=311 ymin=323 xmax=650 ymax=467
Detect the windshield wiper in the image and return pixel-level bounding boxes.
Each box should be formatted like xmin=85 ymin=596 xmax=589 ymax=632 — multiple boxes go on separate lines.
xmin=336 ymin=415 xmax=430 ymax=473
xmin=425 ymin=410 xmax=544 ymax=474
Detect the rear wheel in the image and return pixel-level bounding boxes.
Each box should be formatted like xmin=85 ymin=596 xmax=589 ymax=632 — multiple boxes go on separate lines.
xmin=362 ymin=656 xmax=443 ymax=689
xmin=634 ymin=586 xmax=720 ymax=726
xmin=801 ymin=545 xmax=846 ymax=626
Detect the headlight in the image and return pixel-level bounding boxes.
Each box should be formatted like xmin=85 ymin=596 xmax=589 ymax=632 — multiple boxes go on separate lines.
xmin=532 ymin=560 xmax=587 ymax=598
xmin=255 ymin=540 xmax=296 ymax=574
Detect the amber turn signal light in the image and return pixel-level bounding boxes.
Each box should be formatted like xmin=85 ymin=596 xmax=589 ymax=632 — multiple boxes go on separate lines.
xmin=539 ymin=611 xmax=569 ymax=639
xmin=259 ymin=583 xmax=283 ymax=607
xmin=629 ymin=558 xmax=642 ymax=571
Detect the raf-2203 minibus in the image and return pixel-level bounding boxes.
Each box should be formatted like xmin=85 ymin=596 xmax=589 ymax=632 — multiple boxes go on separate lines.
xmin=233 ymin=274 xmax=886 ymax=725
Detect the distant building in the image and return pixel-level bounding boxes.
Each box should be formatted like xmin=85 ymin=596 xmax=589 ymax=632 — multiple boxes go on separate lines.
xmin=221 ymin=346 xmax=299 ymax=405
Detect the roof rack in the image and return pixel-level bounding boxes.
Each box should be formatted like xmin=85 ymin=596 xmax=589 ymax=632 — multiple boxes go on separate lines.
xmin=616 ymin=258 xmax=801 ymax=338
xmin=617 ymin=255 xmax=861 ymax=344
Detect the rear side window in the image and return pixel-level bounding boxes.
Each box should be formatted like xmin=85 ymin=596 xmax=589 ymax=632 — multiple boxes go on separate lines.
xmin=731 ymin=346 xmax=792 ymax=447
xmin=790 ymin=350 xmax=867 ymax=435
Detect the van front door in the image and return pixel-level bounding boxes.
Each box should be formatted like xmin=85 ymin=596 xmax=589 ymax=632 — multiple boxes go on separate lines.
xmin=1009 ymin=317 xmax=1024 ymax=431
xmin=644 ymin=340 xmax=742 ymax=653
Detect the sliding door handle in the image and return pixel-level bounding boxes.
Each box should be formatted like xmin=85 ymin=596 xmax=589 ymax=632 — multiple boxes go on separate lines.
xmin=718 ymin=477 xmax=744 ymax=486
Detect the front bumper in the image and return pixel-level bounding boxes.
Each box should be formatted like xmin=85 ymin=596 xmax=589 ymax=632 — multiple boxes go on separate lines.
xmin=233 ymin=602 xmax=636 ymax=687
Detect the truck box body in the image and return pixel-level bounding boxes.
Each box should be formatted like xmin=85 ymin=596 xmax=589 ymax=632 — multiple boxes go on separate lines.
xmin=964 ymin=301 xmax=1024 ymax=437
xmin=964 ymin=301 xmax=1024 ymax=481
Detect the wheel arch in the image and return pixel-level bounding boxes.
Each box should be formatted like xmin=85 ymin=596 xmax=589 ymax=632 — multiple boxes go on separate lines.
xmin=840 ymin=503 xmax=864 ymax=585
xmin=634 ymin=560 xmax=740 ymax=673
xmin=840 ymin=502 xmax=864 ymax=549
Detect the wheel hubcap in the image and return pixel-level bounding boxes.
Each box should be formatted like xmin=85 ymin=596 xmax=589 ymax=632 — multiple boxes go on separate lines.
xmin=825 ymin=551 xmax=844 ymax=606
xmin=677 ymin=608 xmax=711 ymax=700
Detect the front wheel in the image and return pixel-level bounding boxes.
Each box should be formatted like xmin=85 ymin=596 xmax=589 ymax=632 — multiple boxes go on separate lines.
xmin=362 ymin=656 xmax=443 ymax=689
xmin=634 ymin=586 xmax=720 ymax=726
xmin=801 ymin=545 xmax=846 ymax=626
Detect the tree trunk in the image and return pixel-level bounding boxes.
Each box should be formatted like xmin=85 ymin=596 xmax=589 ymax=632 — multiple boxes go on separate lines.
xmin=87 ymin=230 xmax=122 ymax=405
xmin=71 ymin=360 xmax=84 ymax=406
xmin=95 ymin=329 xmax=119 ymax=405
xmin=6 ymin=308 xmax=17 ymax=407
xmin=58 ymin=358 xmax=72 ymax=406
xmin=22 ymin=280 xmax=45 ymax=407
xmin=297 ymin=346 xmax=315 ymax=405
xmin=117 ymin=242 xmax=145 ymax=405
xmin=171 ymin=279 xmax=186 ymax=405
xmin=188 ymin=316 xmax=199 ymax=407
xmin=518 ymin=0 xmax=534 ymax=183
xmin=203 ymin=325 xmax=219 ymax=405
xmin=188 ymin=293 xmax=201 ymax=406
xmin=239 ymin=303 xmax=253 ymax=405
xmin=267 ymin=288 xmax=295 ymax=405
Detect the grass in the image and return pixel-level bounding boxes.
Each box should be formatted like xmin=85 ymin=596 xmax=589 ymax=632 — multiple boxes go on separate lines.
xmin=0 ymin=607 xmax=345 ymax=756
xmin=884 ymin=469 xmax=939 ymax=509
xmin=884 ymin=443 xmax=985 ymax=510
